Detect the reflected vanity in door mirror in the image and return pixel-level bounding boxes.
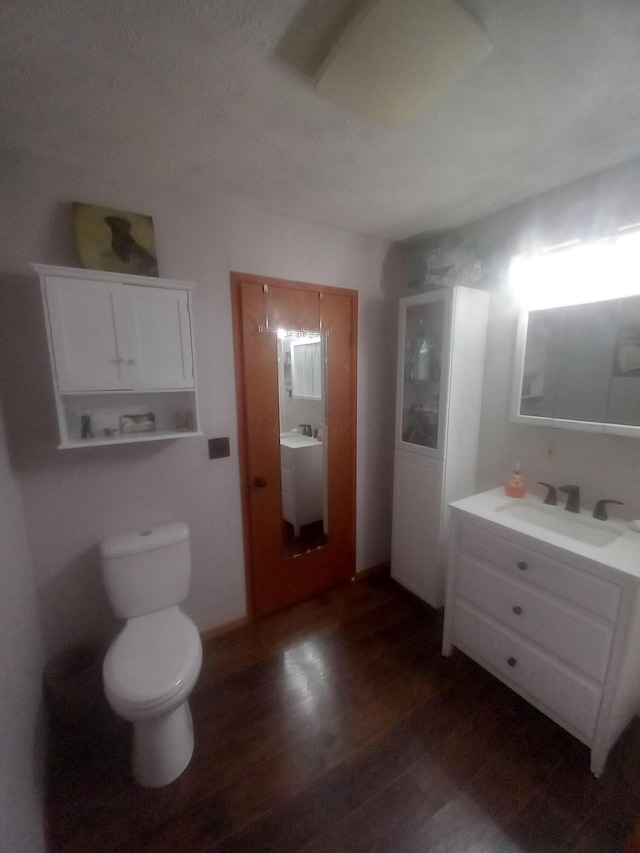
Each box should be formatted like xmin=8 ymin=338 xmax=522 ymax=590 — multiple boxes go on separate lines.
xmin=277 ymin=330 xmax=328 ymax=557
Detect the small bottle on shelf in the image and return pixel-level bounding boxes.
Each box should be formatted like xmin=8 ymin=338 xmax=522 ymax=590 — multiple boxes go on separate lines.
xmin=80 ymin=413 xmax=92 ymax=440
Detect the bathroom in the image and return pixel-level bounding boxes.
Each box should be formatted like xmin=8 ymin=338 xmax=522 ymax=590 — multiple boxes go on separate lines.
xmin=4 ymin=2 xmax=640 ymax=851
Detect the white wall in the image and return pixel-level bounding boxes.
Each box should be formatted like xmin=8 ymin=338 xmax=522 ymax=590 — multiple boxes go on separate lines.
xmin=0 ymin=149 xmax=403 ymax=656
xmin=0 ymin=396 xmax=46 ymax=852
xmin=416 ymin=156 xmax=640 ymax=518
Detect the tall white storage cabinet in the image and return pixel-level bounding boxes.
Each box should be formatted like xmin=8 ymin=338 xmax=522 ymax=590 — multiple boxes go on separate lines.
xmin=391 ymin=286 xmax=489 ymax=607
xmin=34 ymin=264 xmax=201 ymax=448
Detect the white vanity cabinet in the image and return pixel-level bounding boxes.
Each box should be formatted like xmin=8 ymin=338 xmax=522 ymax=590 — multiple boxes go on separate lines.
xmin=34 ymin=265 xmax=201 ymax=448
xmin=443 ymin=490 xmax=640 ymax=776
xmin=280 ymin=438 xmax=324 ymax=536
xmin=391 ymin=286 xmax=489 ymax=607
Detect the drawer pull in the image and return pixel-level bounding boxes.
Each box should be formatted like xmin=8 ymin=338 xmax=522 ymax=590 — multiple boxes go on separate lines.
xmin=517 ymin=561 xmax=528 ymax=571
xmin=507 ymin=656 xmax=517 ymax=667
xmin=512 ymin=605 xmax=523 ymax=615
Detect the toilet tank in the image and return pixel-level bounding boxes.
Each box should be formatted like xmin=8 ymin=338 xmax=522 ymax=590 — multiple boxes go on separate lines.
xmin=100 ymin=522 xmax=191 ymax=619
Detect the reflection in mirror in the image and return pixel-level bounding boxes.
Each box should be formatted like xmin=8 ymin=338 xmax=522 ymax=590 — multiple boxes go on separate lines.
xmin=519 ymin=302 xmax=618 ymax=424
xmin=290 ymin=337 xmax=322 ymax=399
xmin=609 ymin=295 xmax=640 ymax=427
xmin=553 ymin=301 xmax=618 ymax=423
xmin=519 ymin=308 xmax=560 ymax=419
xmin=277 ymin=330 xmax=328 ymax=558
xmin=516 ymin=296 xmax=640 ymax=431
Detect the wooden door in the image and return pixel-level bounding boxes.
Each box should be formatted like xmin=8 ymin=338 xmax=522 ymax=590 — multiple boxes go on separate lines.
xmin=231 ymin=272 xmax=357 ymax=617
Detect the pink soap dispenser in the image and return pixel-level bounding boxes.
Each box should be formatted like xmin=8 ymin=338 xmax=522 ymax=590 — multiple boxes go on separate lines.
xmin=505 ymin=462 xmax=527 ymax=498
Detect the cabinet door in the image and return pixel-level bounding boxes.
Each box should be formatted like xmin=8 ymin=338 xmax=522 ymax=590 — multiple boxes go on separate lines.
xmin=127 ymin=286 xmax=194 ymax=390
xmin=45 ymin=277 xmax=133 ymax=392
xmin=396 ymin=290 xmax=450 ymax=457
xmin=391 ymin=450 xmax=444 ymax=606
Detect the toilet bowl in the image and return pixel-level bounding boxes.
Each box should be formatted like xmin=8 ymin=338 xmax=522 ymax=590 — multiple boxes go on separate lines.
xmin=100 ymin=523 xmax=203 ymax=788
xmin=103 ymin=607 xmax=202 ymax=787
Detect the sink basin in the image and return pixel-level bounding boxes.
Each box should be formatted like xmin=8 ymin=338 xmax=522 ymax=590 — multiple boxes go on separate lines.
xmin=280 ymin=434 xmax=321 ymax=449
xmin=494 ymin=501 xmax=623 ymax=547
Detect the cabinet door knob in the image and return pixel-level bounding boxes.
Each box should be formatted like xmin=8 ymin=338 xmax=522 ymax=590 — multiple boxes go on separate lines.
xmin=253 ymin=475 xmax=268 ymax=488
xmin=512 ymin=605 xmax=523 ymax=615
xmin=507 ymin=657 xmax=517 ymax=667
xmin=126 ymin=358 xmax=136 ymax=365
xmin=517 ymin=561 xmax=528 ymax=571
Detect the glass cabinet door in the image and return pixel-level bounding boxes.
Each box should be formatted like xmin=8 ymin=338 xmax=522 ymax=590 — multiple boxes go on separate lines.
xmin=398 ymin=296 xmax=445 ymax=452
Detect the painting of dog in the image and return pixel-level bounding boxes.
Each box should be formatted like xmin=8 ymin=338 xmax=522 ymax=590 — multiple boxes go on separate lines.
xmin=74 ymin=203 xmax=159 ymax=277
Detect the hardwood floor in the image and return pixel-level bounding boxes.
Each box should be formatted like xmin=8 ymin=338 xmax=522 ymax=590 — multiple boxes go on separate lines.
xmin=45 ymin=574 xmax=640 ymax=852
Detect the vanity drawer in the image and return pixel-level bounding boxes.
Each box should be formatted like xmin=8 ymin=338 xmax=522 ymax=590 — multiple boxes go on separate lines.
xmin=456 ymin=554 xmax=613 ymax=683
xmin=458 ymin=522 xmax=620 ymax=622
xmin=453 ymin=600 xmax=602 ymax=741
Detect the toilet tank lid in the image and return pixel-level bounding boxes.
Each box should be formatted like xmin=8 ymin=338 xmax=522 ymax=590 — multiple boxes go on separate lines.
xmin=100 ymin=522 xmax=189 ymax=559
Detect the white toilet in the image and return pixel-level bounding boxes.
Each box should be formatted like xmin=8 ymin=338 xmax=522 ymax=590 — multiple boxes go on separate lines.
xmin=100 ymin=522 xmax=202 ymax=788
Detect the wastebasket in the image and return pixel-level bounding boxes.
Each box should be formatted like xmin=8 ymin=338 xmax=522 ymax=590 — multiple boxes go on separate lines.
xmin=44 ymin=645 xmax=103 ymax=725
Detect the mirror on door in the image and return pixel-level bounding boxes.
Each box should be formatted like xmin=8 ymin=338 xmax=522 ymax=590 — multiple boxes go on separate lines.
xmin=277 ymin=330 xmax=328 ymax=558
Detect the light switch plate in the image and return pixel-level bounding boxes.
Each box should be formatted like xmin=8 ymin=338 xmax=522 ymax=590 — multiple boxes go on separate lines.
xmin=208 ymin=437 xmax=230 ymax=459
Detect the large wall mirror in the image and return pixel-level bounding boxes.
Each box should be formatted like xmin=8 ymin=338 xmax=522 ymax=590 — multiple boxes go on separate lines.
xmin=510 ymin=231 xmax=640 ymax=437
xmin=512 ymin=294 xmax=640 ymax=436
xmin=277 ymin=330 xmax=328 ymax=557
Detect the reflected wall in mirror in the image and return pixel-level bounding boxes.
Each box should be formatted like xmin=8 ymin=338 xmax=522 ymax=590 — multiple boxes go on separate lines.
xmin=277 ymin=330 xmax=328 ymax=557
xmin=290 ymin=337 xmax=321 ymax=399
xmin=513 ymin=294 xmax=640 ymax=435
xmin=518 ymin=308 xmax=560 ymax=419
xmin=609 ymin=295 xmax=640 ymax=427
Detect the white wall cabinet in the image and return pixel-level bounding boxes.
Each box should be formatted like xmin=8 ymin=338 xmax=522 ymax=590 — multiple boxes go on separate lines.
xmin=391 ymin=286 xmax=489 ymax=607
xmin=34 ymin=265 xmax=201 ymax=448
xmin=443 ymin=489 xmax=640 ymax=777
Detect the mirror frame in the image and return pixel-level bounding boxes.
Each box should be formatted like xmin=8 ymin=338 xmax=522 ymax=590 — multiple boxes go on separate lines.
xmin=511 ymin=302 xmax=640 ymax=438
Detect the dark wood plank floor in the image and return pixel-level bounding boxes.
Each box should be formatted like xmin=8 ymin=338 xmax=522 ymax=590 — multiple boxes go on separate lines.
xmin=46 ymin=574 xmax=640 ymax=852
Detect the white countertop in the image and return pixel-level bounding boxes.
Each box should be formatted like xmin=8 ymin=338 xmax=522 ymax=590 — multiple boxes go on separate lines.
xmin=280 ymin=435 xmax=322 ymax=449
xmin=450 ymin=488 xmax=640 ymax=581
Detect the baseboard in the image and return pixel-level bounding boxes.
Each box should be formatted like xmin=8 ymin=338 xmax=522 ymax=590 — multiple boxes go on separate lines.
xmin=351 ymin=561 xmax=390 ymax=581
xmin=200 ymin=564 xmax=390 ymax=641
xmin=200 ymin=615 xmax=249 ymax=643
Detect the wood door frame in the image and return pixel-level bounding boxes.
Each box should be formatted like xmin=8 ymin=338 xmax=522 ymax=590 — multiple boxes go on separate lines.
xmin=231 ymin=271 xmax=358 ymax=618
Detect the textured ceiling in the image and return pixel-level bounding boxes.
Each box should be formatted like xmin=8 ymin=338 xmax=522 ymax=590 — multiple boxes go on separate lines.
xmin=2 ymin=0 xmax=640 ymax=240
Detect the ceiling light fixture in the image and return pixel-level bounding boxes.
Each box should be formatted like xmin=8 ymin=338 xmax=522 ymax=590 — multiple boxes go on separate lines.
xmin=315 ymin=0 xmax=492 ymax=125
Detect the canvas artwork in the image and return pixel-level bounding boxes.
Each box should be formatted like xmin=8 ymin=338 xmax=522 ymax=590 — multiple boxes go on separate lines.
xmin=73 ymin=202 xmax=159 ymax=277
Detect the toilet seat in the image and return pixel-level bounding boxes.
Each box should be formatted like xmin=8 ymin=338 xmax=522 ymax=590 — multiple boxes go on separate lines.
xmin=104 ymin=607 xmax=202 ymax=713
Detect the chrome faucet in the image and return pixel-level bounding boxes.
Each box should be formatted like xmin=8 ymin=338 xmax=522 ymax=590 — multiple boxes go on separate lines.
xmin=299 ymin=424 xmax=313 ymax=437
xmin=559 ymin=485 xmax=580 ymax=514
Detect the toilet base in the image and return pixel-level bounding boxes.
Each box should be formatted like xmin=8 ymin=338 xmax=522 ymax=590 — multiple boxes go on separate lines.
xmin=131 ymin=700 xmax=194 ymax=787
